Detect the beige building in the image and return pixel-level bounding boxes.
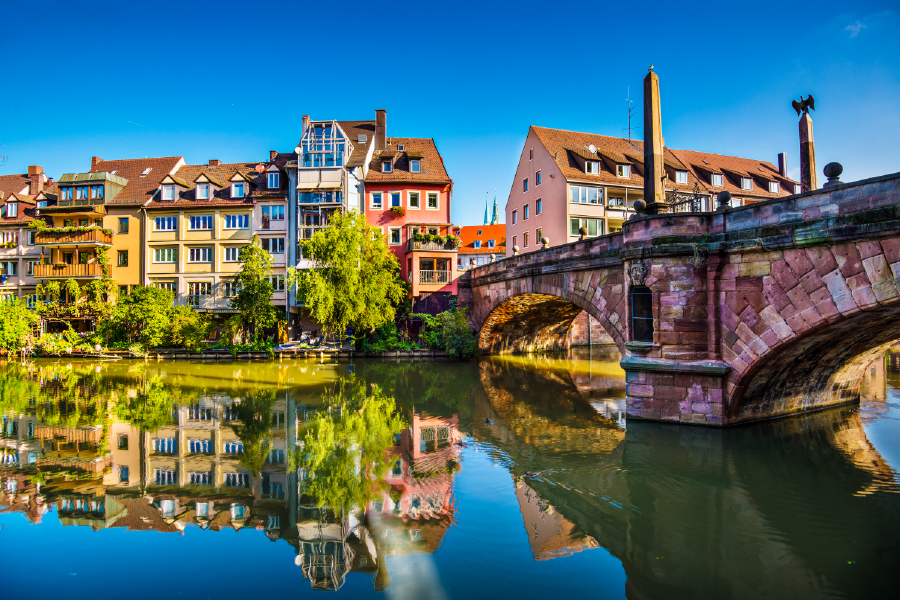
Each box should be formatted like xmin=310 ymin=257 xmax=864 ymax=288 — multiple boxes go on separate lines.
xmin=144 ymin=156 xmax=289 ymax=327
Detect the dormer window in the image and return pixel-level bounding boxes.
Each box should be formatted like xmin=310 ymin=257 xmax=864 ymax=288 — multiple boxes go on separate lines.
xmin=161 ymin=185 xmax=175 ymax=201
xmin=474 ymin=240 xmax=482 ymax=249
xmin=410 ymin=159 xmax=421 ymax=173
xmin=232 ymin=182 xmax=246 ymax=198
xmin=711 ymin=173 xmax=723 ymax=187
xmin=586 ymin=161 xmax=600 ymax=174
xmin=741 ymin=177 xmax=753 ymax=190
xmin=268 ymin=172 xmax=279 ymax=189
xmin=196 ymin=184 xmax=209 ymax=200
xmin=794 ymin=184 xmax=802 ymax=194
xmin=675 ymin=171 xmax=688 ymax=184
xmin=477 ymin=230 xmax=483 ymax=235
xmin=768 ymin=181 xmax=779 ymax=194
xmin=6 ymin=203 xmax=17 ymax=218
xmin=382 ymin=161 xmax=392 ymax=173
xmin=398 ymin=145 xmax=405 ymax=151
xmin=617 ymin=164 xmax=630 ymax=178
xmin=358 ymin=134 xmax=367 ymax=143
xmin=487 ymin=239 xmax=495 ymax=249
xmin=37 ymin=201 xmax=47 ymax=208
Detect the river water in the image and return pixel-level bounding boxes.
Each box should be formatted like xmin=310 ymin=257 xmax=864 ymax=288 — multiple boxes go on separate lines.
xmin=1 ymin=347 xmax=899 ymax=599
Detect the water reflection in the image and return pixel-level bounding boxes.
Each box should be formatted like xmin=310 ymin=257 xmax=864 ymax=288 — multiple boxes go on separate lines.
xmin=2 ymin=348 xmax=900 ymax=599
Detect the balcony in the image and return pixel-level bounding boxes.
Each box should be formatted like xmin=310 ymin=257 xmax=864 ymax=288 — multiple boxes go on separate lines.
xmin=406 ymin=239 xmax=458 ymax=253
xmin=35 ymin=229 xmax=113 ymax=247
xmin=34 ymin=263 xmax=103 ymax=279
xmin=418 ymin=270 xmax=451 ymax=285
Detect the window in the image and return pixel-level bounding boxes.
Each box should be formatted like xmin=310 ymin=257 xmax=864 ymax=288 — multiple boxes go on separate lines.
xmin=188 ymin=282 xmax=212 ymax=306
xmin=118 ymin=285 xmax=129 ymax=297
xmin=676 ymin=171 xmax=688 ymax=184
xmin=224 ymin=214 xmax=249 ymax=229
xmin=487 ymin=239 xmax=495 ymax=248
xmin=512 ymin=235 xmax=517 ymax=248
xmin=61 ymin=187 xmax=73 ymax=200
xmin=189 ymin=215 xmax=213 ymax=230
xmin=382 ymin=161 xmax=392 ymax=173
xmin=398 ymin=145 xmax=405 ymax=151
xmin=536 ymin=171 xmax=542 ymax=185
xmin=0 ymin=262 xmax=17 ymax=276
xmin=226 ymin=473 xmax=249 ymax=488
xmin=536 ymin=198 xmax=542 ymax=214
xmin=161 ymin=185 xmax=175 ymax=201
xmin=225 ymin=247 xmax=242 ymax=262
xmin=26 ymin=261 xmax=37 ymax=276
xmin=390 ymin=192 xmax=401 ymax=207
xmin=189 ymin=471 xmax=211 ymax=485
xmin=141 ymin=167 xmax=152 ymax=177
xmin=410 ymin=159 xmax=421 ymax=173
xmin=27 ymin=231 xmax=35 ymax=245
xmin=523 ymin=178 xmax=529 ymax=192
xmin=268 ymin=275 xmax=285 ymax=291
xmin=474 ymin=240 xmax=482 ymax=249
xmin=7 ymin=203 xmax=17 ymax=218
xmin=570 ymin=218 xmax=603 ymax=237
xmin=222 ymin=281 xmax=240 ymax=297
xmin=524 ymin=232 xmax=529 ymax=247
xmin=570 ymin=186 xmax=602 ymax=204
xmin=529 ymin=148 xmax=533 ymax=160
xmin=117 ymin=435 xmax=129 ymax=450
xmin=768 ymin=181 xmax=780 ymax=194
xmin=389 ymin=227 xmax=401 ymax=246
xmin=631 ymin=285 xmax=654 ymax=342
xmin=300 ymin=123 xmax=346 ymax=167
xmin=118 ymin=217 xmax=129 ymax=234
xmin=536 ymin=227 xmax=542 ymax=243
xmin=155 ymin=216 xmax=177 ymax=231
xmin=90 ymin=185 xmax=104 ymax=199
xmin=76 ymin=186 xmax=87 ymax=200
xmin=512 ymin=210 xmax=517 ymax=224
xmin=196 ymin=183 xmax=210 ymax=199
xmin=586 ymin=161 xmax=600 ymax=174
xmin=741 ymin=177 xmax=753 ymax=190
xmin=188 ymin=247 xmax=212 ymax=263
xmin=261 ymin=237 xmax=285 ymax=254
xmin=119 ymin=466 xmax=129 ymax=483
xmin=617 ymin=164 xmax=631 ymax=178
xmin=154 ymin=281 xmax=176 ymax=292
xmin=427 ymin=192 xmax=438 ymax=209
xmin=477 ymin=229 xmax=483 ymax=235
xmin=37 ymin=201 xmax=46 ymax=208
xmin=232 ymin=182 xmax=245 ymax=198
xmin=711 ymin=173 xmax=723 ymax=187
xmin=224 ymin=441 xmax=244 ymax=454
xmin=524 ymin=204 xmax=530 ymax=220
xmin=794 ymin=184 xmax=802 ymax=194
xmin=196 ymin=502 xmax=209 ymax=518
xmin=117 ymin=251 xmax=128 ymax=266
xmin=94 ymin=218 xmax=102 ymax=227
xmin=371 ymin=192 xmax=383 ymax=209
xmin=260 ymin=205 xmax=284 ymax=228
xmin=408 ymin=192 xmax=420 ymax=209
xmin=153 ymin=438 xmax=177 ymax=454
xmin=268 ymin=172 xmax=279 ymax=189
xmin=189 ymin=439 xmax=213 ymax=454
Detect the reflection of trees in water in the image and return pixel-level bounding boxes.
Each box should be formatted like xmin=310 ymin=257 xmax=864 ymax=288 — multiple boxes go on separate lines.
xmin=231 ymin=388 xmax=276 ymax=478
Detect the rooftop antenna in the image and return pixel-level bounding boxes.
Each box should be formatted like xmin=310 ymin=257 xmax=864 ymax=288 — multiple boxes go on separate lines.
xmin=623 ymin=87 xmax=641 ymax=141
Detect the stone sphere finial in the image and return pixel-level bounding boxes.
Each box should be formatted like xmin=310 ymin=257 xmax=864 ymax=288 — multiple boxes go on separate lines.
xmin=633 ymin=199 xmax=647 ymax=214
xmin=578 ymin=226 xmax=588 ymax=241
xmin=823 ymin=162 xmax=844 ymax=190
xmin=541 ymin=237 xmax=549 ymax=249
xmin=513 ymin=245 xmax=520 ymax=256
xmin=715 ymin=191 xmax=732 ymax=212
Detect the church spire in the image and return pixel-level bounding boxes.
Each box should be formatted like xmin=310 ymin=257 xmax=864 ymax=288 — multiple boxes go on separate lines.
xmin=490 ymin=192 xmax=499 ymax=225
xmin=484 ymin=194 xmax=489 ymax=226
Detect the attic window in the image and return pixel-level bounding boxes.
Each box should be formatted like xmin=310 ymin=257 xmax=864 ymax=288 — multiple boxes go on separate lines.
xmin=268 ymin=172 xmax=279 ymax=189
xmin=616 ymin=164 xmax=630 ymax=178
xmin=161 ymin=185 xmax=175 ymax=201
xmin=358 ymin=134 xmax=367 ymax=143
xmin=477 ymin=230 xmax=483 ymax=235
xmin=196 ymin=184 xmax=209 ymax=199
xmin=741 ymin=177 xmax=753 ymax=190
xmin=6 ymin=203 xmax=17 ymax=218
xmin=410 ymin=159 xmax=421 ymax=173
xmin=768 ymin=181 xmax=780 ymax=194
xmin=474 ymin=240 xmax=482 ymax=249
xmin=398 ymin=145 xmax=405 ymax=151
xmin=586 ymin=161 xmax=600 ymax=174
xmin=140 ymin=167 xmax=152 ymax=177
xmin=794 ymin=184 xmax=802 ymax=194
xmin=711 ymin=173 xmax=723 ymax=187
xmin=702 ymin=159 xmax=710 ymax=165
xmin=232 ymin=182 xmax=246 ymax=198
xmin=37 ymin=201 xmax=47 ymax=208
xmin=675 ymin=171 xmax=688 ymax=184
xmin=382 ymin=161 xmax=392 ymax=173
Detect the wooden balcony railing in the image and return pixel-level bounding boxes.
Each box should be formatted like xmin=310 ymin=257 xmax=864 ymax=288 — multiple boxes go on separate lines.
xmin=35 ymin=229 xmax=113 ymax=246
xmin=407 ymin=239 xmax=458 ymax=253
xmin=33 ymin=263 xmax=103 ymax=278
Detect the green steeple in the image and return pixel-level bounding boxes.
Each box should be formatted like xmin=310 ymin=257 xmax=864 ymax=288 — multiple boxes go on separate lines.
xmin=484 ymin=195 xmax=489 ymax=225
xmin=490 ymin=194 xmax=499 ymax=225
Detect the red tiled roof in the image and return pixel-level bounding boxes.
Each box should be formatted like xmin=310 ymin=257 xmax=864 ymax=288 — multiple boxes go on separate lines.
xmin=0 ymin=173 xmax=31 ymax=195
xmin=337 ymin=120 xmax=377 ymax=168
xmin=89 ymin=156 xmax=185 ymax=205
xmin=365 ymin=137 xmax=451 ymax=184
xmin=456 ymin=224 xmax=506 ymax=254
xmin=144 ymin=159 xmax=287 ymax=209
xmin=532 ymin=126 xmax=798 ymax=200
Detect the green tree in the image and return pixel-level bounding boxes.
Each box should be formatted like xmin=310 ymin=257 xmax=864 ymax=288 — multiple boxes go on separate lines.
xmin=113 ymin=375 xmax=178 ymax=432
xmin=231 ymin=235 xmax=277 ymax=342
xmin=415 ymin=306 xmax=479 ymax=358
xmin=231 ymin=389 xmax=276 ymax=477
xmin=289 ymin=377 xmax=406 ymax=511
xmin=0 ymin=298 xmax=38 ymax=354
xmin=99 ymin=285 xmax=174 ymax=348
xmin=166 ymin=306 xmax=210 ymax=352
xmin=288 ymin=211 xmax=406 ymax=337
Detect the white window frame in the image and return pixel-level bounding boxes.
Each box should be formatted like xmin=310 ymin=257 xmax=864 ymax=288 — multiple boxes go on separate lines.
xmin=676 ymin=171 xmax=688 ymax=184
xmin=487 ymin=239 xmax=495 ymax=249
xmin=196 ymin=183 xmax=210 ymax=199
xmin=224 ymin=247 xmax=242 ymax=262
xmin=382 ymin=161 xmax=392 ymax=173
xmin=794 ymin=184 xmax=802 ymax=194
xmin=616 ymin=164 xmax=630 ymax=178
xmin=389 ymin=191 xmax=402 ymax=208
xmin=768 ymin=181 xmax=780 ymax=194
xmin=586 ymin=161 xmax=600 ymax=174
xmin=161 ymin=185 xmax=175 ymax=201
xmin=407 ymin=191 xmax=420 ymax=210
xmin=153 ymin=247 xmax=178 ymax=263
xmin=741 ymin=177 xmax=753 ymax=190
xmin=189 ymin=215 xmax=213 ymax=230
xmin=398 ymin=145 xmax=405 ymax=151
xmin=410 ymin=159 xmax=421 ymax=173
xmin=370 ymin=192 xmax=383 ymax=210
xmin=268 ymin=172 xmax=279 ymax=189
xmin=7 ymin=203 xmax=17 ymax=218
xmin=426 ymin=192 xmax=439 ymax=210
xmin=711 ymin=173 xmax=723 ymax=187
xmin=37 ymin=201 xmax=47 ymax=208
xmin=224 ymin=214 xmax=249 ymax=229
xmin=474 ymin=240 xmax=482 ymax=249
xmin=232 ymin=182 xmax=246 ymax=198
xmin=154 ymin=216 xmax=177 ymax=231
xmin=188 ymin=247 xmax=213 ymax=263
xmin=388 ymin=227 xmax=402 ymax=246
xmin=261 ymin=237 xmax=285 ymax=255
xmin=26 ymin=261 xmax=38 ymax=276
xmin=268 ymin=274 xmax=286 ymax=291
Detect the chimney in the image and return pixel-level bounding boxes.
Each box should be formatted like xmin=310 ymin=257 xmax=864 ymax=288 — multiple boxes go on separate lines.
xmin=375 ymin=109 xmax=386 ymax=150
xmin=777 ymin=152 xmax=787 ymax=177
xmin=209 ymin=159 xmax=221 ymax=167
xmin=27 ymin=165 xmax=44 ymax=195
xmin=301 ymin=115 xmax=310 ymax=138
xmin=91 ymin=156 xmax=102 ymax=169
xmin=269 ymin=150 xmax=278 ymax=162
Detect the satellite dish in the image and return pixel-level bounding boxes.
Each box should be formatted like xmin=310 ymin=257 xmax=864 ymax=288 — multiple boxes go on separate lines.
xmin=294 ymin=147 xmax=302 ymax=154
xmin=588 ymin=144 xmax=597 ymax=154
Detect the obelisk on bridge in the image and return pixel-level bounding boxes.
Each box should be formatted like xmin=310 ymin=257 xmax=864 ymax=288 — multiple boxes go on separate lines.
xmin=643 ymin=66 xmax=666 ymax=214
xmin=793 ymin=94 xmax=818 ymax=192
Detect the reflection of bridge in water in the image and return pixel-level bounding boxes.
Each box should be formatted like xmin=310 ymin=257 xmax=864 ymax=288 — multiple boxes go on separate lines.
xmin=472 ymin=353 xmax=900 ymax=599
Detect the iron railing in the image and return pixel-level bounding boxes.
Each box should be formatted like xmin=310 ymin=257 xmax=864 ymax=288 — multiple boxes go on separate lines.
xmin=418 ymin=270 xmax=451 ymax=284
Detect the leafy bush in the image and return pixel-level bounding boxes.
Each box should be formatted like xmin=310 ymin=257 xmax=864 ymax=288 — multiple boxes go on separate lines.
xmin=359 ymin=321 xmax=420 ymax=354
xmin=0 ymin=298 xmax=39 ymax=354
xmin=35 ymin=323 xmax=93 ymax=355
xmin=166 ymin=306 xmax=210 ymax=352
xmin=413 ymin=306 xmax=479 ymax=358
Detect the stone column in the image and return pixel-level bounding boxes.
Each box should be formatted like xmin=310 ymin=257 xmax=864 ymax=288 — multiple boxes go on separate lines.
xmin=643 ymin=67 xmax=666 ymax=212
xmin=799 ymin=113 xmax=817 ymax=192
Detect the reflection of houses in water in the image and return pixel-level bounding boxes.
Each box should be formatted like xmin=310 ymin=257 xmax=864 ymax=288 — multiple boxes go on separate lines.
xmin=292 ymin=506 xmax=378 ymax=591
xmin=515 ymin=480 xmax=599 ymax=561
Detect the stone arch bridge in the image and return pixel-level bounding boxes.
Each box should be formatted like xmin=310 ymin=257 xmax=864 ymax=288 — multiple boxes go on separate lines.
xmin=458 ymin=172 xmax=900 ymax=425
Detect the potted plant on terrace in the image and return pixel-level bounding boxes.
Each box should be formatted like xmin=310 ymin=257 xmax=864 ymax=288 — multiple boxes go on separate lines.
xmin=390 ymin=206 xmax=406 ymax=218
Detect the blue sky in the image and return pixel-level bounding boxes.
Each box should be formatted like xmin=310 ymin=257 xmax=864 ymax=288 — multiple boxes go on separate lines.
xmin=1 ymin=1 xmax=897 ymax=225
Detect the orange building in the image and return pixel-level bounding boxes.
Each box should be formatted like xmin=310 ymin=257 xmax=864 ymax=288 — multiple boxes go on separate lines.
xmin=455 ymin=223 xmax=506 ymax=270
